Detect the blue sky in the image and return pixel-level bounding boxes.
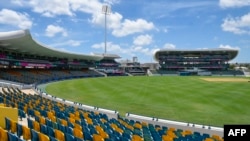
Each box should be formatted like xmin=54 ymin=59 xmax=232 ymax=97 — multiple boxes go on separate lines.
xmin=0 ymin=0 xmax=249 ymax=63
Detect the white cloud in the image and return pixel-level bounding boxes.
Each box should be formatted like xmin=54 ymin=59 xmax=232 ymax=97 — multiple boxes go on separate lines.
xmin=218 ymin=44 xmax=240 ymax=50
xmin=163 ymin=43 xmax=176 ymax=49
xmin=70 ymin=0 xmax=102 ymax=15
xmin=91 ymin=13 xmax=155 ymax=37
xmin=91 ymin=12 xmax=123 ymax=29
xmin=103 ymin=0 xmax=120 ymax=5
xmin=49 ymin=40 xmax=83 ymax=47
xmin=221 ymin=13 xmax=250 ymax=34
xmin=11 ymin=0 xmax=24 ymax=6
xmin=0 ymin=9 xmax=32 ymax=29
xmin=92 ymin=41 xmax=158 ymax=57
xmin=133 ymin=34 xmax=153 ymax=46
xmin=219 ymin=0 xmax=250 ymax=8
xmin=10 ymin=0 xmax=154 ymax=37
xmin=92 ymin=42 xmax=128 ymax=54
xmin=45 ymin=25 xmax=68 ymax=37
xmin=29 ymin=0 xmax=73 ymax=17
xmin=13 ymin=0 xmax=101 ymax=17
xmin=112 ymin=19 xmax=155 ymax=37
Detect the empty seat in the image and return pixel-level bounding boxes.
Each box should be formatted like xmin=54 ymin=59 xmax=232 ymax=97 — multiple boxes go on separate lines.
xmin=39 ymin=132 xmax=50 ymax=141
xmin=10 ymin=120 xmax=17 ymax=133
xmin=8 ymin=132 xmax=19 ymax=141
xmin=49 ymin=136 xmax=59 ymax=141
xmin=27 ymin=118 xmax=34 ymax=129
xmin=55 ymin=129 xmax=65 ymax=141
xmin=0 ymin=127 xmax=8 ymax=141
xmin=17 ymin=123 xmax=23 ymax=137
xmin=4 ymin=117 xmax=11 ymax=131
xmin=73 ymin=128 xmax=84 ymax=139
xmin=93 ymin=134 xmax=104 ymax=141
xmin=31 ymin=129 xmax=39 ymax=141
xmin=33 ymin=121 xmax=40 ymax=132
xmin=40 ymin=124 xmax=48 ymax=134
xmin=47 ymin=126 xmax=55 ymax=137
xmin=204 ymin=138 xmax=215 ymax=141
xmin=65 ymin=133 xmax=75 ymax=141
xmin=132 ymin=134 xmax=143 ymax=141
xmin=22 ymin=125 xmax=31 ymax=140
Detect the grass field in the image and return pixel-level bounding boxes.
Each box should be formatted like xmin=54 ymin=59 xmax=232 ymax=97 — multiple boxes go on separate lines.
xmin=45 ymin=76 xmax=250 ymax=127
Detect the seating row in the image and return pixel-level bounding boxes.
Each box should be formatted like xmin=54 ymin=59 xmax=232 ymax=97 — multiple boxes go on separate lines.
xmin=0 ymin=87 xmax=223 ymax=141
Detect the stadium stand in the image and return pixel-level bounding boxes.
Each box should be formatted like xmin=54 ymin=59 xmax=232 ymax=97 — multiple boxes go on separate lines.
xmin=0 ymin=86 xmax=224 ymax=141
xmin=119 ymin=58 xmax=147 ymax=76
xmin=94 ymin=54 xmax=128 ymax=77
xmin=0 ymin=30 xmax=224 ymax=141
xmin=153 ymin=49 xmax=245 ymax=76
xmin=0 ymin=68 xmax=103 ymax=85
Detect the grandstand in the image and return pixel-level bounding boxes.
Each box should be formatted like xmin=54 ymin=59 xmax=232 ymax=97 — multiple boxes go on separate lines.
xmin=153 ymin=49 xmax=245 ymax=76
xmin=119 ymin=57 xmax=146 ymax=76
xmin=0 ymin=30 xmax=224 ymax=141
xmin=94 ymin=53 xmax=127 ymax=76
xmin=0 ymin=30 xmax=104 ymax=85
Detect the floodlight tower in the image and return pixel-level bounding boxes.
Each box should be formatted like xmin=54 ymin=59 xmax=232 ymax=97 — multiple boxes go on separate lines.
xmin=102 ymin=5 xmax=111 ymax=54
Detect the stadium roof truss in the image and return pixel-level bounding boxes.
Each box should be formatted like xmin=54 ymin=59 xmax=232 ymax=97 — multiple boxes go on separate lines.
xmin=0 ymin=30 xmax=103 ymax=61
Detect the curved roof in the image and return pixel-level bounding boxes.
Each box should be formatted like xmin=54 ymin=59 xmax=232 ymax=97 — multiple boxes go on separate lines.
xmin=0 ymin=30 xmax=103 ymax=61
xmin=154 ymin=48 xmax=239 ymax=62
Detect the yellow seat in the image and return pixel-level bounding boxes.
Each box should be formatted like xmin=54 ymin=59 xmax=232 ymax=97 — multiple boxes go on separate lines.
xmin=96 ymin=125 xmax=104 ymax=132
xmin=86 ymin=118 xmax=93 ymax=125
xmin=73 ymin=128 xmax=84 ymax=139
xmin=10 ymin=120 xmax=17 ymax=133
xmin=61 ymin=119 xmax=68 ymax=126
xmin=93 ymin=134 xmax=104 ymax=141
xmin=39 ymin=132 xmax=50 ymax=141
xmin=33 ymin=121 xmax=40 ymax=132
xmin=182 ymin=130 xmax=192 ymax=136
xmin=55 ymin=129 xmax=65 ymax=141
xmin=212 ymin=134 xmax=222 ymax=141
xmin=169 ymin=127 xmax=175 ymax=131
xmin=51 ymin=116 xmax=57 ymax=122
xmin=134 ymin=123 xmax=142 ymax=129
xmin=83 ymin=112 xmax=89 ymax=118
xmin=0 ymin=127 xmax=8 ymax=141
xmin=75 ymin=111 xmax=80 ymax=119
xmin=162 ymin=135 xmax=173 ymax=141
xmin=34 ymin=110 xmax=40 ymax=116
xmin=22 ymin=125 xmax=31 ymax=140
xmin=47 ymin=111 xmax=54 ymax=119
xmin=141 ymin=122 xmax=148 ymax=126
xmin=69 ymin=113 xmax=75 ymax=119
xmin=115 ymin=127 xmax=123 ymax=134
xmin=204 ymin=138 xmax=214 ymax=141
xmin=74 ymin=123 xmax=82 ymax=130
xmin=39 ymin=116 xmax=46 ymax=125
xmin=99 ymin=131 xmax=109 ymax=139
xmin=132 ymin=134 xmax=143 ymax=141
xmin=68 ymin=117 xmax=75 ymax=124
xmin=101 ymin=118 xmax=107 ymax=123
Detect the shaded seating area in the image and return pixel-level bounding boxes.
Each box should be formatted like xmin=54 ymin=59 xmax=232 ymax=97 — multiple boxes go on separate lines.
xmin=0 ymin=69 xmax=104 ymax=84
xmin=0 ymin=87 xmax=224 ymax=141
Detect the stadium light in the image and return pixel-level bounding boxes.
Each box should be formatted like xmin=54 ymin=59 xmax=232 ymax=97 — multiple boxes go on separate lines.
xmin=102 ymin=5 xmax=111 ymax=54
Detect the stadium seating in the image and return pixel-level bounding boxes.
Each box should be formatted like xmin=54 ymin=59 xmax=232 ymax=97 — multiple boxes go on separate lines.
xmin=0 ymin=127 xmax=8 ymax=141
xmin=0 ymin=86 xmax=224 ymax=141
xmin=39 ymin=132 xmax=50 ymax=141
xmin=0 ymin=69 xmax=104 ymax=84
